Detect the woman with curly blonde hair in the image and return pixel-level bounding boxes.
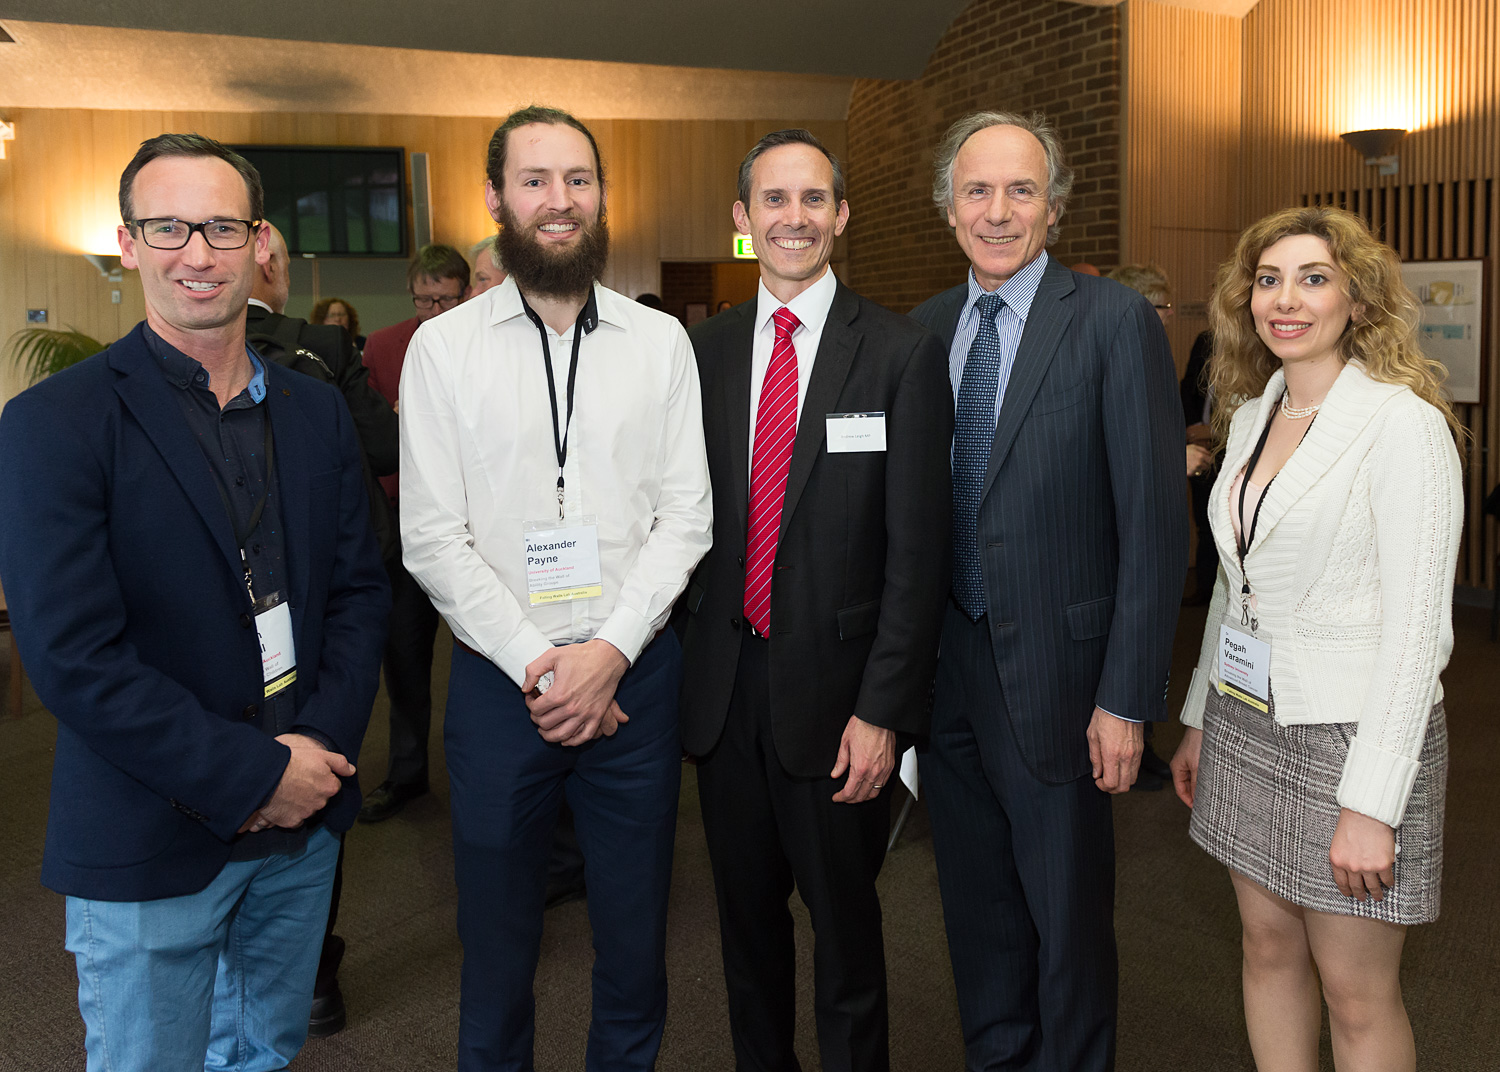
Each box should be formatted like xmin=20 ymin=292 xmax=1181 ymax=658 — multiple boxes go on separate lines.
xmin=1170 ymin=206 xmax=1464 ymax=1072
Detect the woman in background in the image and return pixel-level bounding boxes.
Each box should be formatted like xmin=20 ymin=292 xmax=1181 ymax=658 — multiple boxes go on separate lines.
xmin=1171 ymin=206 xmax=1463 ymax=1072
xmin=311 ymin=297 xmax=365 ymax=351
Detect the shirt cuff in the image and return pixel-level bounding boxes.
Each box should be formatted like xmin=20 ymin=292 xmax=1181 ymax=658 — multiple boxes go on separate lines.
xmin=1101 ymin=707 xmax=1141 ymax=723
xmin=1336 ymin=735 xmax=1421 ymax=828
xmin=491 ymin=622 xmax=556 ymax=690
xmin=1180 ymin=667 xmax=1212 ymax=730
xmin=594 ymin=605 xmax=652 ymax=667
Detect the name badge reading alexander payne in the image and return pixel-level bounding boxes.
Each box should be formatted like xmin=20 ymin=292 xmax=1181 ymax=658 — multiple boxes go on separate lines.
xmin=825 ymin=412 xmax=887 ymax=453
xmin=254 ymin=592 xmax=297 ymax=698
xmin=523 ymin=517 xmax=603 ymax=606
xmin=1216 ymin=623 xmax=1271 ymax=713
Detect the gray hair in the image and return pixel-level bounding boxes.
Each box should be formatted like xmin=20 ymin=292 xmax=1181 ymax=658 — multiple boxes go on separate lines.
xmin=1107 ymin=263 xmax=1171 ymax=306
xmin=469 ymin=235 xmax=502 ymax=267
xmin=931 ymin=111 xmax=1074 ymax=243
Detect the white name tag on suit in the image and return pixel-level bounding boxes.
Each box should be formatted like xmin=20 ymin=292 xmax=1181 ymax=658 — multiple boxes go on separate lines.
xmin=1217 ymin=624 xmax=1271 ymax=712
xmin=255 ymin=593 xmax=297 ymax=698
xmin=825 ymin=412 xmax=887 ymax=453
xmin=523 ymin=517 xmax=603 ymax=606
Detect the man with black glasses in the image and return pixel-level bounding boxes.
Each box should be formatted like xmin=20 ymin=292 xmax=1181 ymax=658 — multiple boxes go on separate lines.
xmin=0 ymin=132 xmax=389 ymax=1070
xmin=359 ymin=243 xmax=470 ymax=822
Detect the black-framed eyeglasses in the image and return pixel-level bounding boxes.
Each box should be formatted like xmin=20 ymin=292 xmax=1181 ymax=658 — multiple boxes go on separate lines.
xmin=412 ymin=294 xmax=463 ymax=310
xmin=1154 ymin=302 xmax=1174 ymax=312
xmin=131 ymin=218 xmax=261 ymax=250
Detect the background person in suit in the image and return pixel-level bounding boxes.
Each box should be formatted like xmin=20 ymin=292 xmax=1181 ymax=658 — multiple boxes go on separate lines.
xmin=908 ymin=111 xmax=1186 ymax=1072
xmin=247 ymin=222 xmax=401 ymax=1037
xmin=0 ymin=133 xmax=389 ymax=1071
xmin=680 ymin=128 xmax=952 ymax=1072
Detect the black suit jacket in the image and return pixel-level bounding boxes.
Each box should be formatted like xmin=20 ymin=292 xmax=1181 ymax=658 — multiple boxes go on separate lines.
xmin=680 ymin=281 xmax=953 ymax=778
xmin=909 ymin=259 xmax=1186 ymax=783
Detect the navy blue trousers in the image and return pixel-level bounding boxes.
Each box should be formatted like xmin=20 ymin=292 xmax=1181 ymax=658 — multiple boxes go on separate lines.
xmin=922 ymin=602 xmax=1118 ymax=1072
xmin=445 ymin=632 xmax=683 ymax=1072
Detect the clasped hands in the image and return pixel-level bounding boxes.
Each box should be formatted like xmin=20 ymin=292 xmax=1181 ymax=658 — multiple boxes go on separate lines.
xmin=239 ymin=732 xmax=355 ymax=834
xmin=522 ymin=638 xmax=630 ymax=747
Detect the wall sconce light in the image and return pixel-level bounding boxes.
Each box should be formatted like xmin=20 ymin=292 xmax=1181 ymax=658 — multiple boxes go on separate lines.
xmin=1340 ymin=128 xmax=1406 ymax=176
xmin=0 ymin=120 xmax=14 ymax=161
xmin=83 ymin=253 xmax=123 ymax=282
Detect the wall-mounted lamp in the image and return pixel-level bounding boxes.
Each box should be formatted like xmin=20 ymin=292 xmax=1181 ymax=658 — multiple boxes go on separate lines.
xmin=83 ymin=253 xmax=123 ymax=282
xmin=0 ymin=120 xmax=14 ymax=161
xmin=1340 ymin=128 xmax=1406 ymax=177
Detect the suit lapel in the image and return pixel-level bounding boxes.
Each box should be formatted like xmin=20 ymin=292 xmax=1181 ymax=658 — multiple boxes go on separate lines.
xmin=719 ymin=306 xmax=756 ymax=543
xmin=110 ymin=335 xmax=245 ymax=590
xmin=928 ymin=286 xmax=966 ymax=348
xmin=982 ymin=260 xmax=1074 ymax=498
xmin=779 ymin=283 xmax=859 ymax=541
xmin=1242 ymin=362 xmax=1399 ymax=554
xmin=264 ymin=367 xmax=311 ymax=618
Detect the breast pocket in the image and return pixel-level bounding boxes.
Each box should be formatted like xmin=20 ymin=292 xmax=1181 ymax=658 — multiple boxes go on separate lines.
xmin=1029 ymin=378 xmax=1089 ymax=416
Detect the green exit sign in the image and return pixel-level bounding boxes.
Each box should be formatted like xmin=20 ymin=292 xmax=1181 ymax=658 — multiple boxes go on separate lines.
xmin=733 ymin=234 xmax=756 ymax=259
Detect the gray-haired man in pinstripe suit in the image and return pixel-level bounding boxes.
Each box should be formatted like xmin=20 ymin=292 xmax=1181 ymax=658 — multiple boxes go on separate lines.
xmin=909 ymin=111 xmax=1187 ymax=1072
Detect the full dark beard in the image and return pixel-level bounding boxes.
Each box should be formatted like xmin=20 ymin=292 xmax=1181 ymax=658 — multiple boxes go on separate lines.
xmin=495 ymin=199 xmax=610 ymax=301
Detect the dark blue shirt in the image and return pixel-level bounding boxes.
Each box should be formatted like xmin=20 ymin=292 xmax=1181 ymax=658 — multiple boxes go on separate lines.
xmin=145 ymin=325 xmax=313 ymax=860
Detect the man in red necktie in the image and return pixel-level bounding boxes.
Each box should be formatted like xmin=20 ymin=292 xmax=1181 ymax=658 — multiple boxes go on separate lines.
xmin=678 ymin=129 xmax=953 ymax=1072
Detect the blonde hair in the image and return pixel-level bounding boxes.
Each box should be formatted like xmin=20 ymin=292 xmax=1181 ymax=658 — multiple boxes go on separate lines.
xmin=1207 ymin=206 xmax=1466 ymax=449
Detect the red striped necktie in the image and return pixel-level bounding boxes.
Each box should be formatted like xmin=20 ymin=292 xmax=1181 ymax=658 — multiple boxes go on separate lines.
xmin=743 ymin=306 xmax=802 ymax=636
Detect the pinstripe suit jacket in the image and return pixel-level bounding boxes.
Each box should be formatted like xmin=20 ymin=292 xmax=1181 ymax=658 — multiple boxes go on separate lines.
xmin=910 ymin=258 xmax=1186 ymax=783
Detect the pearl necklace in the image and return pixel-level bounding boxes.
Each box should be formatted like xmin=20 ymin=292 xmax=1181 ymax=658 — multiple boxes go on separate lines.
xmin=1280 ymin=394 xmax=1321 ymax=420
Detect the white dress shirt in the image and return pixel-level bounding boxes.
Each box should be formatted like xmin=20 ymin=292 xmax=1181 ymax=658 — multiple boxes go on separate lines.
xmin=398 ymin=276 xmax=712 ymax=687
xmin=747 ymin=265 xmax=839 ymax=469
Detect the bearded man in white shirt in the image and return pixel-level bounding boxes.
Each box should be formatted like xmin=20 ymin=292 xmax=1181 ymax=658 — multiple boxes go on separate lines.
xmin=397 ymin=105 xmax=712 ymax=1072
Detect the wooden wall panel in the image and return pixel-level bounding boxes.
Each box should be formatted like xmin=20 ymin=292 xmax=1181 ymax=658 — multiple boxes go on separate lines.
xmin=1122 ymin=0 xmax=1242 ymax=374
xmin=1242 ymin=0 xmax=1500 ymax=589
xmin=0 ymin=109 xmax=844 ymax=409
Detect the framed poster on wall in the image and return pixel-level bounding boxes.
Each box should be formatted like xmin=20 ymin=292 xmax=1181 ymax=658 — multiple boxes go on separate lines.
xmin=1401 ymin=259 xmax=1485 ymax=404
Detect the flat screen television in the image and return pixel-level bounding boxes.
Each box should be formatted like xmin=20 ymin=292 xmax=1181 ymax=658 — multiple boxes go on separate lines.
xmin=232 ymin=145 xmax=407 ymax=257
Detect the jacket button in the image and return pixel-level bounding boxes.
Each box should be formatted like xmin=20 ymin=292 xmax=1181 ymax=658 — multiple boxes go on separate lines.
xmin=241 ymin=704 xmax=258 ymax=720
xmin=730 ymin=617 xmax=741 ymax=630
xmin=239 ymin=613 xmax=252 ymax=628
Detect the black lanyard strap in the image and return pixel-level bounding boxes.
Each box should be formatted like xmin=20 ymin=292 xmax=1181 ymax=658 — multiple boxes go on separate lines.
xmin=209 ymin=412 xmax=275 ymax=595
xmin=519 ymin=290 xmax=599 ymax=518
xmin=1235 ymin=393 xmax=1315 ymax=624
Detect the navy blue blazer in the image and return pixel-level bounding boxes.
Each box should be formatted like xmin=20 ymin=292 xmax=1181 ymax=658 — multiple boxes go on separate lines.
xmin=0 ymin=323 xmax=390 ymax=901
xmin=910 ymin=260 xmax=1187 ymax=783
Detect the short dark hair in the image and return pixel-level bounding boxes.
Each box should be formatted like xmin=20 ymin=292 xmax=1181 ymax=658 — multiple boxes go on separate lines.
xmin=486 ymin=106 xmax=605 ymax=194
xmin=736 ymin=129 xmax=846 ymax=208
xmin=119 ymin=133 xmax=264 ymax=227
xmin=406 ymin=244 xmax=470 ymax=291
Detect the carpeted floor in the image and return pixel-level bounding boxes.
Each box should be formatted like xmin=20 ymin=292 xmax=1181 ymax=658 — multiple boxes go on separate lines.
xmin=2 ymin=599 xmax=1496 ymax=1070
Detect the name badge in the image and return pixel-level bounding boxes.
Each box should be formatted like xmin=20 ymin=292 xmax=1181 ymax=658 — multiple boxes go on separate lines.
xmin=825 ymin=412 xmax=887 ymax=453
xmin=1216 ymin=624 xmax=1270 ymax=713
xmin=524 ymin=517 xmax=603 ymax=606
xmin=254 ymin=592 xmax=297 ymax=698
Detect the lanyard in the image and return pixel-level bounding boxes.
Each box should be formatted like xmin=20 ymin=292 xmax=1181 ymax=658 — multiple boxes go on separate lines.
xmin=520 ymin=290 xmax=598 ymax=520
xmin=1235 ymin=393 xmax=1314 ymax=631
xmin=208 ymin=413 xmax=275 ymax=597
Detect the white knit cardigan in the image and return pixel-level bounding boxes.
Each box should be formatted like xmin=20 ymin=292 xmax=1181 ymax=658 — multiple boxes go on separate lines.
xmin=1180 ymin=360 xmax=1463 ymax=827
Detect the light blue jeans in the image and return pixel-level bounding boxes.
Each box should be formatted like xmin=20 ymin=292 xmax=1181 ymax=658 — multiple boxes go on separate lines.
xmin=64 ymin=826 xmax=338 ymax=1072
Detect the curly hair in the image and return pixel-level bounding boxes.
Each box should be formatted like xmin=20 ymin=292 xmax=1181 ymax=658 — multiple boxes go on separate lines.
xmin=1207 ymin=206 xmax=1466 ymax=448
xmin=310 ymin=297 xmax=360 ymax=341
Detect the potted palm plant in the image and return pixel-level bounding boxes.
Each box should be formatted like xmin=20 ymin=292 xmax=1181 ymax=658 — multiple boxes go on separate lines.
xmin=4 ymin=328 xmax=107 ymax=385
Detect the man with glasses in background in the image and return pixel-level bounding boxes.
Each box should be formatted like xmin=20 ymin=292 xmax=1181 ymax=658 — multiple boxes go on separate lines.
xmin=0 ymin=132 xmax=389 ymax=1070
xmin=358 ymin=244 xmax=470 ymax=822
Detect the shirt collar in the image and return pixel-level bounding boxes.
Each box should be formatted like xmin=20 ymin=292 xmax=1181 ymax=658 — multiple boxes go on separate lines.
xmin=754 ymin=264 xmax=839 ymax=336
xmin=965 ymin=250 xmax=1049 ymax=324
xmin=491 ymin=276 xmax=612 ymax=336
xmin=247 ymin=298 xmax=275 ymax=314
xmin=144 ymin=323 xmax=266 ymax=403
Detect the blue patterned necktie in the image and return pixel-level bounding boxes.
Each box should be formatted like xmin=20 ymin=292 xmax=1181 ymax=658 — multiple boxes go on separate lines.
xmin=952 ymin=291 xmax=1005 ymax=620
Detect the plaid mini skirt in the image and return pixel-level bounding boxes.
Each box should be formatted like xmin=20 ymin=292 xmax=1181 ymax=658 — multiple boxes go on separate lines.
xmin=1189 ymin=686 xmax=1447 ymax=924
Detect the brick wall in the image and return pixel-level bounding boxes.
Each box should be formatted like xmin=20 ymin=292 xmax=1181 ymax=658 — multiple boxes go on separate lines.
xmin=846 ymin=0 xmax=1121 ymax=313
